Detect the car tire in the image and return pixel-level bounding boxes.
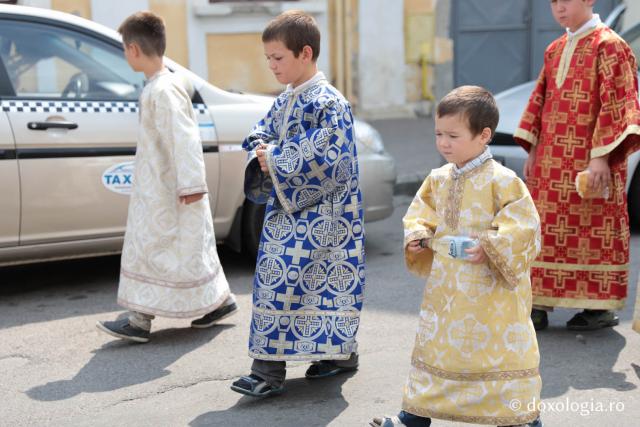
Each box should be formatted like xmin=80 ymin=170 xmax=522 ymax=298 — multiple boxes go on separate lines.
xmin=629 ymin=168 xmax=640 ymax=231
xmin=242 ymin=200 xmax=266 ymax=261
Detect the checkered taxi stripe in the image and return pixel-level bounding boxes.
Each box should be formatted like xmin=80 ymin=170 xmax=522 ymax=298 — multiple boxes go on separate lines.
xmin=0 ymin=100 xmax=209 ymax=115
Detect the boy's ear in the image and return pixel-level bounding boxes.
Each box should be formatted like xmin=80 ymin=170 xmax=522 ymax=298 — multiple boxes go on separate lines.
xmin=301 ymin=45 xmax=314 ymax=62
xmin=481 ymin=127 xmax=492 ymax=144
xmin=128 ymin=42 xmax=141 ymax=57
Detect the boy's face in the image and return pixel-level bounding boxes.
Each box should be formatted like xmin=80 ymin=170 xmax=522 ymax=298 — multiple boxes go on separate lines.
xmin=263 ymin=39 xmax=314 ymax=87
xmin=550 ymin=0 xmax=595 ymax=31
xmin=435 ymin=113 xmax=491 ymax=168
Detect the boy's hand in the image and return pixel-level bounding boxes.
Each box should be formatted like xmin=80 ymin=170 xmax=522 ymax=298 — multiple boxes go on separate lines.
xmin=407 ymin=239 xmax=426 ymax=253
xmin=523 ymin=150 xmax=536 ymax=181
xmin=465 ymin=244 xmax=487 ymax=264
xmin=179 ymin=193 xmax=205 ymax=205
xmin=256 ymin=143 xmax=269 ymax=172
xmin=587 ymin=155 xmax=611 ymax=194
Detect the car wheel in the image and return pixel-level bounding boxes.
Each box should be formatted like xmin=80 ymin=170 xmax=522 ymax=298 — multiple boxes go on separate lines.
xmin=242 ymin=200 xmax=266 ymax=261
xmin=629 ymin=168 xmax=640 ymax=230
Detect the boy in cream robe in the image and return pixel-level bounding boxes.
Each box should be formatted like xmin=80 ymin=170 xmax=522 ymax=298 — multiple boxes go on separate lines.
xmin=96 ymin=12 xmax=236 ymax=343
xmin=372 ymin=87 xmax=542 ymax=427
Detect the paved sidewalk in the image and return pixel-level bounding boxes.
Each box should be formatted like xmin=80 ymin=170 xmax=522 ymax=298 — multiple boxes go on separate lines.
xmin=369 ymin=116 xmax=438 ymax=196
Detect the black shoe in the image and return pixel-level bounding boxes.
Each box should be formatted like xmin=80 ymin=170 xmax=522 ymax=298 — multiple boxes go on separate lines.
xmin=528 ymin=417 xmax=543 ymax=427
xmin=191 ymin=302 xmax=238 ymax=328
xmin=566 ymin=309 xmax=619 ymax=331
xmin=96 ymin=318 xmax=150 ymax=343
xmin=531 ymin=309 xmax=548 ymax=331
xmin=230 ymin=374 xmax=284 ymax=398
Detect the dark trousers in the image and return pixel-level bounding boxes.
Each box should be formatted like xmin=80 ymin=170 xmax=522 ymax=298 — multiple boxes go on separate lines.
xmin=251 ymin=353 xmax=359 ymax=388
xmin=398 ymin=411 xmax=431 ymax=427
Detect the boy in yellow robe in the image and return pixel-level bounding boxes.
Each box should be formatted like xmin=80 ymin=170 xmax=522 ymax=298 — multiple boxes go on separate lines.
xmin=371 ymin=86 xmax=542 ymax=427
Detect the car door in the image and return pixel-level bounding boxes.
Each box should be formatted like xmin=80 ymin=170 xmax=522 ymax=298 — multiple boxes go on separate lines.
xmin=0 ymin=18 xmax=144 ymax=245
xmin=0 ymin=58 xmax=19 ymax=248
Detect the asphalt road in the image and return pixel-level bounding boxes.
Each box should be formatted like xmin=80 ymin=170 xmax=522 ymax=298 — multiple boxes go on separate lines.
xmin=1 ymin=196 xmax=639 ymax=427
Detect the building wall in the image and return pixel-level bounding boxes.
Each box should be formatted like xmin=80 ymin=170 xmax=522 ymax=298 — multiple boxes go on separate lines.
xmin=357 ymin=0 xmax=408 ymax=118
xmin=186 ymin=0 xmax=329 ymax=96
xmin=16 ymin=0 xmax=450 ymax=117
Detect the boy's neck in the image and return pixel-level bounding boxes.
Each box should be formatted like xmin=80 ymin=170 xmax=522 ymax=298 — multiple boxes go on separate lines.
xmin=291 ymin=65 xmax=319 ymax=89
xmin=142 ymin=57 xmax=165 ymax=79
xmin=569 ymin=12 xmax=594 ymax=33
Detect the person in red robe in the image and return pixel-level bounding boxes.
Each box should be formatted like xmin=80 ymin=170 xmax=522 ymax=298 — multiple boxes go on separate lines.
xmin=515 ymin=0 xmax=640 ymax=331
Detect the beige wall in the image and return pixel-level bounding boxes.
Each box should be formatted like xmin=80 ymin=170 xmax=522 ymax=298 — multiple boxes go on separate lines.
xmin=404 ymin=0 xmax=435 ymax=103
xmin=328 ymin=0 xmax=358 ymax=105
xmin=206 ymin=33 xmax=283 ymax=95
xmin=149 ymin=0 xmax=188 ymax=67
xmin=51 ymin=0 xmax=91 ymax=18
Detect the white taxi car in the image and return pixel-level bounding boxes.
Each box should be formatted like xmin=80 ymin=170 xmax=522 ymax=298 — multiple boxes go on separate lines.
xmin=0 ymin=5 xmax=396 ymax=266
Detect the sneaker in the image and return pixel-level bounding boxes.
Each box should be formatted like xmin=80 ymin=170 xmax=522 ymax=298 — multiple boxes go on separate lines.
xmin=96 ymin=318 xmax=150 ymax=343
xmin=191 ymin=302 xmax=238 ymax=328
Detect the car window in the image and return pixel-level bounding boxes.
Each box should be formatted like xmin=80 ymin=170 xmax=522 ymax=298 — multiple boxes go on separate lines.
xmin=0 ymin=20 xmax=144 ymax=100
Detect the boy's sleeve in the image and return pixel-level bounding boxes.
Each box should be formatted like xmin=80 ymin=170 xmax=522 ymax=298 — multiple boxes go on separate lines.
xmin=242 ymin=99 xmax=281 ymax=203
xmin=591 ymin=38 xmax=640 ymax=162
xmin=264 ymin=99 xmax=355 ymax=214
xmin=402 ymin=175 xmax=438 ymax=278
xmin=242 ymin=99 xmax=280 ymax=152
xmin=154 ymin=85 xmax=208 ymax=197
xmin=478 ymin=176 xmax=541 ymax=290
xmin=514 ymin=66 xmax=546 ymax=153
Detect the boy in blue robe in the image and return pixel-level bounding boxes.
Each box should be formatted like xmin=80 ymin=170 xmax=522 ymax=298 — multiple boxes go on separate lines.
xmin=231 ymin=10 xmax=365 ymax=397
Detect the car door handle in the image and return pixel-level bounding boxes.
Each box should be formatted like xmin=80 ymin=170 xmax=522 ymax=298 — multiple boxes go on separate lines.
xmin=27 ymin=121 xmax=78 ymax=131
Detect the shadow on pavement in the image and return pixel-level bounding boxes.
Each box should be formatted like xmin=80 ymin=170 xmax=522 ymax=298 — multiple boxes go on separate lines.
xmin=190 ymin=372 xmax=355 ymax=427
xmin=26 ymin=324 xmax=233 ymax=401
xmin=538 ymin=326 xmax=636 ymax=399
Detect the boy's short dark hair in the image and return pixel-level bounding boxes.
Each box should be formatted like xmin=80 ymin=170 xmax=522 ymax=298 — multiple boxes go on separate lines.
xmin=262 ymin=10 xmax=320 ymax=61
xmin=437 ymin=85 xmax=499 ymax=137
xmin=118 ymin=11 xmax=166 ymax=57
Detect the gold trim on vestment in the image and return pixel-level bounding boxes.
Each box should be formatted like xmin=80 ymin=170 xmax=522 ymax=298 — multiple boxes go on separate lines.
xmin=532 ymin=261 xmax=629 ymax=272
xmin=117 ymin=289 xmax=230 ymax=319
xmin=401 ymin=405 xmax=540 ymax=426
xmin=445 ymin=162 xmax=490 ymax=230
xmin=532 ymin=295 xmax=626 ymax=310
xmin=633 ymin=319 xmax=640 ymax=333
xmin=249 ymin=351 xmax=353 ymax=362
xmin=177 ymin=184 xmax=208 ymax=197
xmin=412 ymin=358 xmax=539 ymax=381
xmin=445 ymin=174 xmax=465 ymax=229
xmin=479 ymin=232 xmax=519 ymax=290
xmin=555 ymin=25 xmax=600 ymax=88
xmin=404 ymin=230 xmax=432 ymax=248
xmin=591 ymin=124 xmax=640 ymax=158
xmin=252 ymin=306 xmax=360 ymax=317
xmin=120 ymin=265 xmax=223 ymax=288
xmin=265 ymin=144 xmax=296 ymax=214
xmin=514 ymin=128 xmax=539 ymax=148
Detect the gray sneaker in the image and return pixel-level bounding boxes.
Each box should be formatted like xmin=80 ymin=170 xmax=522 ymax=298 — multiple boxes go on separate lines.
xmin=191 ymin=302 xmax=238 ymax=328
xmin=96 ymin=318 xmax=150 ymax=343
